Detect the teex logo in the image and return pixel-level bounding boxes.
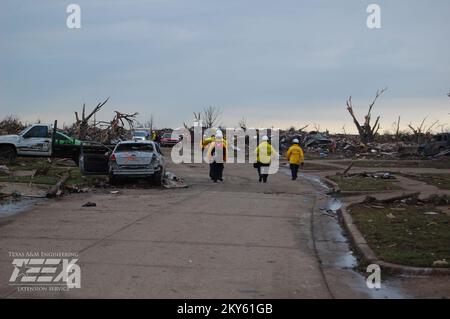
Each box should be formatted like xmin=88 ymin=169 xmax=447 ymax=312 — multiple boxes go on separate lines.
xmin=9 ymin=258 xmax=81 ymax=289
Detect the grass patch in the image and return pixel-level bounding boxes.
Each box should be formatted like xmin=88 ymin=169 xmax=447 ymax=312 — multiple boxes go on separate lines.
xmin=327 ymin=175 xmax=400 ymax=192
xmin=301 ymin=162 xmax=338 ymax=171
xmin=65 ymin=168 xmax=107 ymax=186
xmin=349 ymin=203 xmax=450 ymax=267
xmin=2 ymin=158 xmax=106 ymax=187
xmin=331 ymin=160 xmax=450 ymax=170
xmin=400 ymin=173 xmax=450 ymax=190
xmin=0 ymin=175 xmax=58 ymax=186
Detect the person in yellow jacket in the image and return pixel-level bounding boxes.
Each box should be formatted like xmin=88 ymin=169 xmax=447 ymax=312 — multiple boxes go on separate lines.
xmin=201 ymin=129 xmax=227 ymax=149
xmin=255 ymin=135 xmax=278 ymax=183
xmin=202 ymin=130 xmax=228 ymax=180
xmin=207 ymin=132 xmax=227 ymax=182
xmin=286 ymin=139 xmax=304 ymax=180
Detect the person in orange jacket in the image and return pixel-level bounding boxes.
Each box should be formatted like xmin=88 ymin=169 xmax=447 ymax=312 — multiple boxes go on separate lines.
xmin=286 ymin=139 xmax=304 ymax=180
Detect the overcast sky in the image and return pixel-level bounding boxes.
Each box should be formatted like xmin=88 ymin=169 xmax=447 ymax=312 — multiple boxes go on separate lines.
xmin=1 ymin=0 xmax=449 ymax=132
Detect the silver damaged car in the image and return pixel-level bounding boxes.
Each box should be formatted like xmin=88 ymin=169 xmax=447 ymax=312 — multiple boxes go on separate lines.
xmin=108 ymin=140 xmax=165 ymax=186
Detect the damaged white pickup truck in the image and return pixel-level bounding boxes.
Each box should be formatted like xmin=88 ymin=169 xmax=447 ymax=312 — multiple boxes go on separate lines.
xmin=0 ymin=123 xmax=81 ymax=163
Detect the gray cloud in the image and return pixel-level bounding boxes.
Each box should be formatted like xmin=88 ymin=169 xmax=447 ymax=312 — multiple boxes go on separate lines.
xmin=1 ymin=0 xmax=449 ymax=131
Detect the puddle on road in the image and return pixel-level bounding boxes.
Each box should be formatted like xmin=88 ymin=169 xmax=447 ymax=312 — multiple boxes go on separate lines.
xmin=326 ymin=197 xmax=343 ymax=212
xmin=0 ymin=197 xmax=45 ymax=218
xmin=283 ymin=167 xmax=408 ymax=298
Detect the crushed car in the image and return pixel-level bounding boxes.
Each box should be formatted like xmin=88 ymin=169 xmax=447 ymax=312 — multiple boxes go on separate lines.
xmin=108 ymin=140 xmax=166 ymax=186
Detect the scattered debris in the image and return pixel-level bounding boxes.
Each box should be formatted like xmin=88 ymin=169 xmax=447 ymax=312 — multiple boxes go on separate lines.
xmin=0 ymin=165 xmax=10 ymax=176
xmin=82 ymin=202 xmax=96 ymax=207
xmin=432 ymin=259 xmax=449 ymax=268
xmin=363 ymin=193 xmax=450 ymax=206
xmin=46 ymin=171 xmax=70 ymax=198
xmin=163 ymin=172 xmax=188 ymax=189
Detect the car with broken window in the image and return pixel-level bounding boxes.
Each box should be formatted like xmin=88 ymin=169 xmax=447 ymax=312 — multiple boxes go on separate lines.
xmin=108 ymin=140 xmax=165 ymax=185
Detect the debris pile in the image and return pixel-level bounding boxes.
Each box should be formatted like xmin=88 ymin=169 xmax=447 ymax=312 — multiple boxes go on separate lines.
xmin=279 ymin=129 xmax=449 ymax=160
xmin=70 ymin=98 xmax=139 ymax=144
xmin=0 ymin=165 xmax=10 ymax=176
xmin=363 ymin=192 xmax=450 ymax=206
xmin=163 ymin=172 xmax=188 ymax=189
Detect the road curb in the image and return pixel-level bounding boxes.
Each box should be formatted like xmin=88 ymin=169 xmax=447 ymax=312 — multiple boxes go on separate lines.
xmin=340 ymin=202 xmax=450 ymax=276
xmin=321 ymin=177 xmax=340 ymax=193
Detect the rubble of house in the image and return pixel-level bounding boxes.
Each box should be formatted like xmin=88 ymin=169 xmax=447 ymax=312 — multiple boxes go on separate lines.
xmin=279 ymin=130 xmax=450 ymax=160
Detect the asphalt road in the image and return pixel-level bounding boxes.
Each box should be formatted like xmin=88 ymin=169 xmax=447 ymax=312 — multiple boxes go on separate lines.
xmin=0 ymin=156 xmax=426 ymax=299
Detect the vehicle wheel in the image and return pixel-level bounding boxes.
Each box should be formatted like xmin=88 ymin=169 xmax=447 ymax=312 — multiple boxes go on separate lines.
xmin=152 ymin=168 xmax=164 ymax=187
xmin=0 ymin=145 xmax=17 ymax=164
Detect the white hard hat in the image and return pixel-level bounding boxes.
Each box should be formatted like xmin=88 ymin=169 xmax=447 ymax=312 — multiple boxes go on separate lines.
xmin=215 ymin=132 xmax=223 ymax=139
xmin=262 ymin=135 xmax=269 ymax=141
xmin=216 ymin=129 xmax=223 ymax=135
xmin=293 ymin=139 xmax=299 ymax=144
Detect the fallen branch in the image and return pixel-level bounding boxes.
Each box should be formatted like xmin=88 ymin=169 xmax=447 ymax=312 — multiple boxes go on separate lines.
xmin=379 ymin=192 xmax=420 ymax=204
xmin=46 ymin=171 xmax=70 ymax=198
xmin=343 ymin=162 xmax=354 ymax=175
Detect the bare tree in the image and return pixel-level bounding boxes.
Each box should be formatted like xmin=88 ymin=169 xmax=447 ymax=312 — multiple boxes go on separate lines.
xmin=395 ymin=116 xmax=401 ymax=141
xmin=193 ymin=112 xmax=201 ymax=122
xmin=298 ymin=124 xmax=309 ymax=132
xmin=408 ymin=116 xmax=439 ymax=143
xmin=202 ymin=106 xmax=221 ymax=128
xmin=346 ymin=87 xmax=387 ymax=144
xmin=144 ymin=114 xmax=154 ymax=131
xmin=0 ymin=115 xmax=24 ymax=134
xmin=313 ymin=123 xmax=321 ymax=132
xmin=97 ymin=111 xmax=138 ymax=142
xmin=74 ymin=98 xmax=109 ymax=140
xmin=238 ymin=117 xmax=247 ymax=131
xmin=437 ymin=123 xmax=448 ymax=133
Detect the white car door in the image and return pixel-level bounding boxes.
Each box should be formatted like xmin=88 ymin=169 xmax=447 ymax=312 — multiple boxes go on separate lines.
xmin=18 ymin=126 xmax=52 ymax=156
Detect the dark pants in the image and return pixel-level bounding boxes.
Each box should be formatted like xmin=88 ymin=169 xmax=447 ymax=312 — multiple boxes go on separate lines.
xmin=290 ymin=164 xmax=300 ymax=180
xmin=257 ymin=162 xmax=270 ymax=183
xmin=211 ymin=162 xmax=224 ymax=182
xmin=209 ymin=163 xmax=214 ymax=179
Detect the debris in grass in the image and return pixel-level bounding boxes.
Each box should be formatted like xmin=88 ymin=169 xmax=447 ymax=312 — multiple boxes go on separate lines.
xmin=0 ymin=165 xmax=10 ymax=176
xmin=432 ymin=259 xmax=449 ymax=268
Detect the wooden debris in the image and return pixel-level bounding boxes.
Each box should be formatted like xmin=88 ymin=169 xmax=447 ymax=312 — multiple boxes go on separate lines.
xmin=46 ymin=171 xmax=70 ymax=198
